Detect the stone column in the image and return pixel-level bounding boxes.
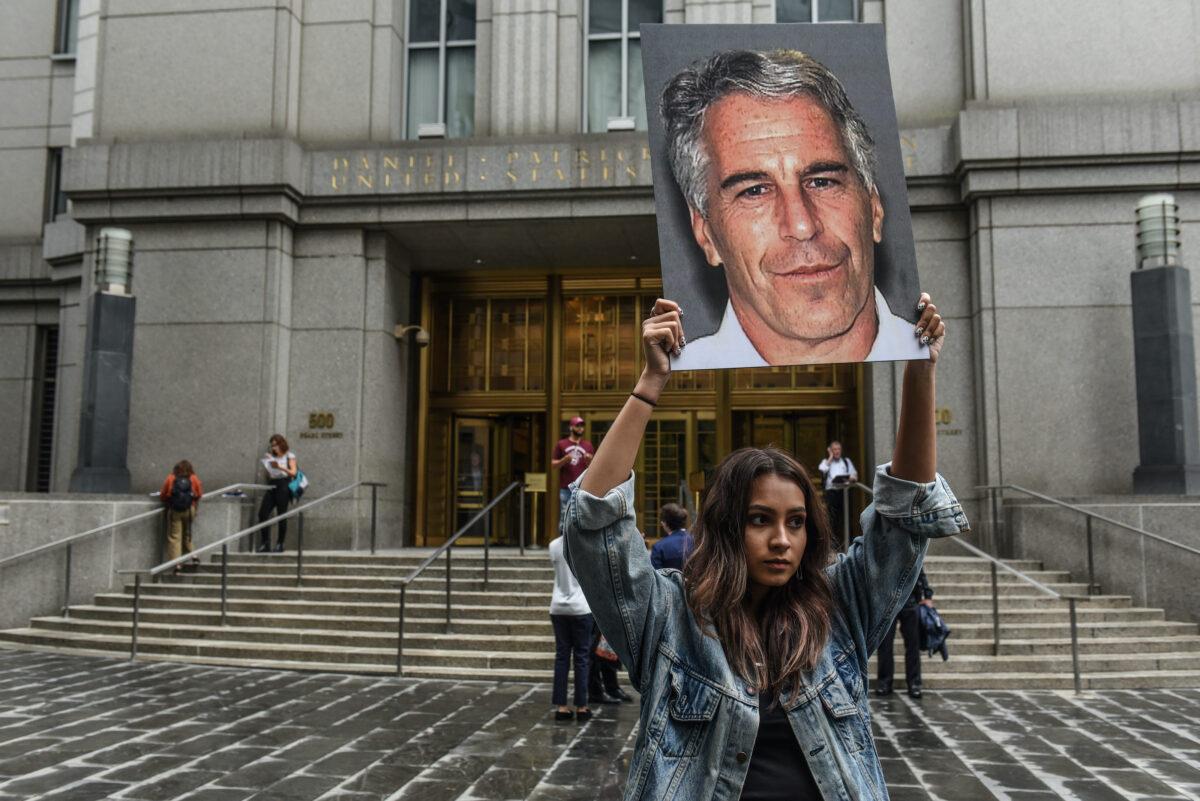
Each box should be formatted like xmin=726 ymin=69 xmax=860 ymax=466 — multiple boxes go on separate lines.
xmin=1131 ymin=265 xmax=1200 ymax=494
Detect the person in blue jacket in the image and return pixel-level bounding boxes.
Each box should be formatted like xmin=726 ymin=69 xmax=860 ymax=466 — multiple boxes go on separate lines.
xmin=651 ymin=503 xmax=694 ymax=571
xmin=563 ymin=293 xmax=965 ymax=801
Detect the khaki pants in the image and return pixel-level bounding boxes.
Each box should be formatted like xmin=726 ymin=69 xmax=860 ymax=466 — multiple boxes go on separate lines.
xmin=166 ymin=507 xmax=196 ymax=563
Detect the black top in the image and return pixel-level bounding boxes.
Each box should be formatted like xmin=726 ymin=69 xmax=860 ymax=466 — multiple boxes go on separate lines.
xmin=740 ymin=691 xmax=823 ymax=800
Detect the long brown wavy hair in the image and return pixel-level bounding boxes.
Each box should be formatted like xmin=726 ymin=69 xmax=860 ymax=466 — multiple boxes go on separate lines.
xmin=682 ymin=447 xmax=835 ymax=696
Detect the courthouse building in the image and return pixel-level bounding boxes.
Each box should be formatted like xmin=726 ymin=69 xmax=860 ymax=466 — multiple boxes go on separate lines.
xmin=2 ymin=0 xmax=1198 ymax=545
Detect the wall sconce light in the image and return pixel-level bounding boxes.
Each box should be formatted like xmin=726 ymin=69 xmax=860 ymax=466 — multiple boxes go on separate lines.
xmin=394 ymin=324 xmax=430 ymax=348
xmin=1135 ymin=193 xmax=1182 ymax=269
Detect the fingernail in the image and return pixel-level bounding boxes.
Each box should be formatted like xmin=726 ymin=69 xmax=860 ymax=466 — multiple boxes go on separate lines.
xmin=917 ymin=302 xmax=927 ymax=312
xmin=915 ymin=326 xmax=924 ymax=336
xmin=920 ymin=335 xmax=931 ymax=346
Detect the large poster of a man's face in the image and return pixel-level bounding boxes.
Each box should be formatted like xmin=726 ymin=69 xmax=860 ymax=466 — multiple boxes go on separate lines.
xmin=642 ymin=25 xmax=928 ymax=369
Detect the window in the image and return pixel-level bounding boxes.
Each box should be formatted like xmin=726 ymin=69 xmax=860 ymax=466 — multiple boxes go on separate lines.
xmin=406 ymin=0 xmax=476 ymax=138
xmin=55 ymin=0 xmax=79 ymax=55
xmin=776 ymin=0 xmax=856 ymax=23
xmin=27 ymin=327 xmax=59 ymax=493
xmin=45 ymin=148 xmax=67 ymax=222
xmin=584 ymin=0 xmax=661 ymax=132
xmin=429 ymin=295 xmax=546 ymax=393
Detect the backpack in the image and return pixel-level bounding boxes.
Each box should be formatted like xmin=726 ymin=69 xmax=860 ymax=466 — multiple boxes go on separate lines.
xmin=169 ymin=475 xmax=193 ymax=512
xmin=288 ymin=470 xmax=309 ymax=500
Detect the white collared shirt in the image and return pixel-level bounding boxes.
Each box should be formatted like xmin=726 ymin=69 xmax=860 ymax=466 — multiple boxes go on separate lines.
xmin=671 ymin=286 xmax=927 ymax=370
xmin=817 ymin=456 xmax=857 ymax=490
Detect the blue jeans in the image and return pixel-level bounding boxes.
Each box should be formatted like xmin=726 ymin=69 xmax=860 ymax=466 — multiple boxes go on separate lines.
xmin=550 ymin=613 xmax=592 ymax=707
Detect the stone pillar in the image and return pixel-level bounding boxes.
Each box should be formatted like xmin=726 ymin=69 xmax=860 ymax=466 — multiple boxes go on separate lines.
xmin=490 ymin=0 xmax=561 ymax=135
xmin=1131 ymin=266 xmax=1200 ymax=494
xmin=69 ymin=291 xmax=135 ymax=493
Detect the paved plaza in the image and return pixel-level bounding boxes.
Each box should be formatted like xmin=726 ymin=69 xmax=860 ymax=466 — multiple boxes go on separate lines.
xmin=0 ymin=650 xmax=1198 ymax=801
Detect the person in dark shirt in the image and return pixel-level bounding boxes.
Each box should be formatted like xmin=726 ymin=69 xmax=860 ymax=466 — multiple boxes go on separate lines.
xmin=875 ymin=568 xmax=934 ymax=698
xmin=650 ymin=503 xmax=694 ymax=571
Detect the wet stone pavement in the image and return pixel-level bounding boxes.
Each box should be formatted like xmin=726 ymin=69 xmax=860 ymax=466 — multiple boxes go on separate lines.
xmin=0 ymin=651 xmax=1199 ymax=801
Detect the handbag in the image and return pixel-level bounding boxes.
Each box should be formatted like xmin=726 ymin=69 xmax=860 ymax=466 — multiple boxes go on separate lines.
xmin=594 ymin=635 xmax=619 ymax=663
xmin=288 ymin=470 xmax=309 ymax=499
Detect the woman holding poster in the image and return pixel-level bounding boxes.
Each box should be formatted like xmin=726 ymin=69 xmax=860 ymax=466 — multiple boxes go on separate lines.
xmin=562 ymin=295 xmax=965 ymax=800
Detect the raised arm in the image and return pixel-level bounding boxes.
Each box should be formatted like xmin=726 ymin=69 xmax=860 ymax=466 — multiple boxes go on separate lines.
xmin=565 ymin=299 xmax=685 ymax=689
xmin=890 ymin=293 xmax=942 ymax=482
xmin=831 ymin=294 xmax=967 ymax=667
xmin=579 ymin=300 xmax=683 ymax=495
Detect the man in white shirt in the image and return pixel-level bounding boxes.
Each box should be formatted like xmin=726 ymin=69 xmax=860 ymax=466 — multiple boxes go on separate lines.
xmin=818 ymin=441 xmax=857 ymax=550
xmin=549 ymin=536 xmax=593 ymax=721
xmin=661 ymin=49 xmax=931 ymax=370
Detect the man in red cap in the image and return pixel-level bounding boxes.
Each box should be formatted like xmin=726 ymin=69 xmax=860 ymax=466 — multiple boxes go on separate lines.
xmin=553 ymin=415 xmax=595 ymax=516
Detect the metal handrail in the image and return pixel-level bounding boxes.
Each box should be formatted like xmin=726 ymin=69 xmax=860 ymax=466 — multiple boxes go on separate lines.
xmin=979 ymin=483 xmax=1200 ymax=597
xmin=0 ymin=482 xmax=269 ymax=618
xmin=847 ymin=481 xmax=1087 ymax=694
xmin=395 ymin=480 xmax=525 ymax=676
xmin=0 ymin=483 xmax=266 ymax=571
xmin=117 ymin=480 xmax=386 ymax=660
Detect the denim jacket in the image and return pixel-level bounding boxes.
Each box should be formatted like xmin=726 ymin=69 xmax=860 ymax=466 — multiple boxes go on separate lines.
xmin=562 ymin=463 xmax=968 ymax=801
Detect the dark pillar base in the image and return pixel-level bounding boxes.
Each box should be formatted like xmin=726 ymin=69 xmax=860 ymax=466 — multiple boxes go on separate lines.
xmin=69 ymin=466 xmax=132 ymax=494
xmin=1132 ymin=464 xmax=1200 ymax=495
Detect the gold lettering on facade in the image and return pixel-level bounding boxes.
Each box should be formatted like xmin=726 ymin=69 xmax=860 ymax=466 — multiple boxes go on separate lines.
xmin=506 ymin=170 xmax=519 ymax=183
xmin=599 ymin=149 xmax=608 ymax=162
xmin=507 ymin=151 xmax=520 ymax=164
xmin=578 ymin=167 xmax=588 ymax=182
xmin=425 ymin=154 xmax=435 ymax=169
xmin=602 ymin=165 xmax=611 ymax=181
xmin=625 ymin=164 xmax=637 ymax=179
xmin=555 ymin=168 xmax=567 ymax=182
xmin=444 ymin=171 xmax=461 ymax=185
xmin=384 ymin=174 xmax=392 ymax=187
xmin=642 ymin=146 xmax=651 ymax=161
xmin=333 ymin=158 xmax=350 ymax=170
xmin=357 ymin=174 xmax=373 ymax=189
xmin=577 ymin=149 xmax=590 ymax=165
xmin=531 ymin=151 xmax=542 ymax=165
xmin=331 ymin=175 xmax=345 ymax=190
xmin=359 ymin=156 xmax=371 ymax=170
xmin=530 ymin=168 xmax=538 ymax=182
xmin=616 ymin=149 xmax=626 ymax=162
xmin=384 ymin=156 xmax=400 ymax=170
xmin=423 ymin=172 xmax=436 ymax=186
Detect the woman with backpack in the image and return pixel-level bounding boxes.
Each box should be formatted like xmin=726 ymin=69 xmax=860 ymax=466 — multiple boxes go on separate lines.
xmin=258 ymin=434 xmax=297 ymax=553
xmin=160 ymin=460 xmax=203 ymax=574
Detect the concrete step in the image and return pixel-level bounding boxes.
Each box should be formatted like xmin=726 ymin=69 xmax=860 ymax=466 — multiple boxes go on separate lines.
xmin=891 ymin=652 xmax=1200 ymax=674
xmin=876 ymin=671 xmax=1200 ymax=691
xmin=0 ymin=627 xmax=554 ymax=670
xmin=67 ymin=605 xmax=550 ymax=636
xmin=201 ymin=564 xmax=556 ymax=582
xmin=936 ymin=607 xmax=1166 ymax=625
xmin=921 ymin=594 xmax=1133 ymax=610
xmin=183 ymin=572 xmax=549 ymax=593
xmin=62 ymin=606 xmax=1200 ymax=656
xmin=27 ymin=616 xmax=555 ymax=652
xmin=127 ymin=582 xmax=553 ymax=608
xmin=95 ymin=593 xmax=549 ymax=621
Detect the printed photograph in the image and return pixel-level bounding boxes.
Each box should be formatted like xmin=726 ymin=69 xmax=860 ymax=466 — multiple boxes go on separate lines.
xmin=641 ymin=24 xmax=929 ymax=369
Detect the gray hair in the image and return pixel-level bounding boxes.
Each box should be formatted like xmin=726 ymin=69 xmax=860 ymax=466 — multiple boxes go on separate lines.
xmin=660 ymin=49 xmax=877 ymax=218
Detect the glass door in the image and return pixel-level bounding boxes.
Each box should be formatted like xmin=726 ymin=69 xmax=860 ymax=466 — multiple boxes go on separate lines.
xmin=453 ymin=418 xmax=492 ymax=541
xmin=563 ymin=412 xmax=689 ymax=534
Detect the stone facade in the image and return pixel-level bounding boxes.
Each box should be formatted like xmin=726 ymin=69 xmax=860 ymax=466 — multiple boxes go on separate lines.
xmin=2 ymin=0 xmax=1200 ymax=544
